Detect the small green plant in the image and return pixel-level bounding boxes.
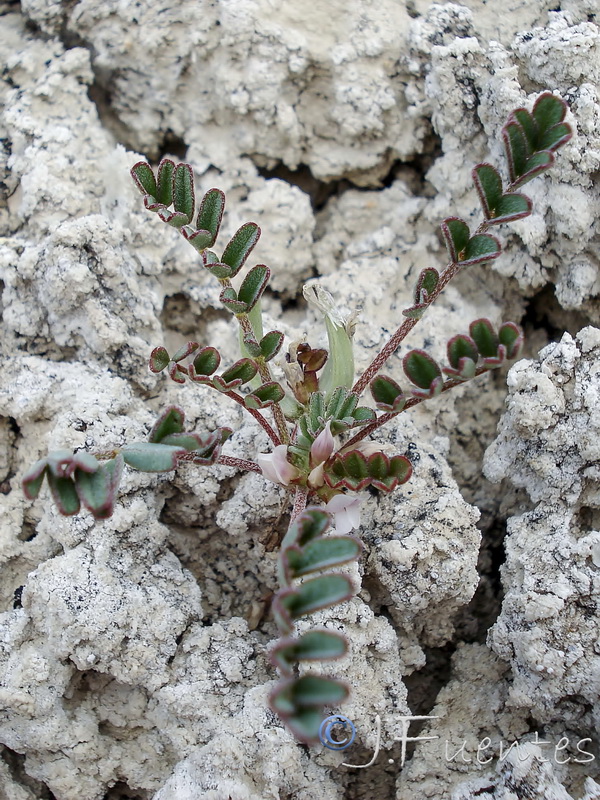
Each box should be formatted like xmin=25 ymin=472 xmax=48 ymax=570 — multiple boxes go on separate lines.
xmin=22 ymin=93 xmax=571 ymax=743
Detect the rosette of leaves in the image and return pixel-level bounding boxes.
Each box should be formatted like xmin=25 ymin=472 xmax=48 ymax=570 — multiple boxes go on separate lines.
xmin=269 ymin=507 xmax=362 ymax=742
xmin=287 ymin=388 xmax=374 ymax=465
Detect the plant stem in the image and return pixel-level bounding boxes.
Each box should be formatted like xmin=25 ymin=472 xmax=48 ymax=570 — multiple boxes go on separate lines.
xmin=224 ymin=390 xmax=281 ymax=445
xmin=216 ymin=455 xmax=262 ymax=473
xmin=352 ymin=171 xmax=526 ymax=398
xmin=352 ymin=262 xmax=463 ymax=395
xmin=344 ymin=365 xmax=492 ymax=449
xmin=269 ymin=398 xmax=290 ymax=445
xmin=290 ymin=485 xmax=308 ymax=521
xmin=236 ymin=310 xmax=290 ymax=444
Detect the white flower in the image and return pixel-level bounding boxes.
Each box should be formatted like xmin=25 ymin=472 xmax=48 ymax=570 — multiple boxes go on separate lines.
xmin=340 ymin=440 xmax=396 ymax=458
xmin=324 ymin=493 xmax=367 ymax=534
xmin=310 ymin=421 xmax=335 ymax=466
xmin=302 ymin=283 xmax=357 ymax=397
xmin=307 ymin=421 xmax=335 ymax=488
xmin=257 ymin=445 xmax=300 ymax=486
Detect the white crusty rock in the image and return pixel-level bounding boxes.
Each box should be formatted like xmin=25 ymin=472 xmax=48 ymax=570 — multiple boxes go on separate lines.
xmin=484 ymin=328 xmax=600 ymax=506
xmin=484 ymin=329 xmax=600 ymax=757
xmin=396 ymin=643 xmax=597 ymax=799
xmin=408 ymin=7 xmax=600 ymax=309
xmin=362 ymin=423 xmax=481 ymax=659
xmin=1 ymin=1 xmax=599 ymax=798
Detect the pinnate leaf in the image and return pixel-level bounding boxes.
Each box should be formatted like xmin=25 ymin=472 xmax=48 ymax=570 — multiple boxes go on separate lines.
xmin=403 ymin=350 xmax=442 ymax=392
xmin=121 ymin=442 xmax=187 ymax=472
xmin=237 ymin=264 xmax=270 ymax=312
xmin=270 ymin=631 xmax=347 ymax=674
xmin=74 ymin=455 xmax=124 ymax=519
xmin=325 ymin=450 xmax=412 ymax=492
xmin=220 ymin=222 xmax=261 ymax=277
xmin=504 ymin=92 xmax=573 ymax=159
xmin=370 ymin=375 xmax=405 ymax=412
xmin=196 ymin=188 xmax=225 ymax=247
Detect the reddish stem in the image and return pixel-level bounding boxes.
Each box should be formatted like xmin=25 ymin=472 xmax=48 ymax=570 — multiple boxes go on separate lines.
xmin=344 ymin=365 xmax=492 ymax=450
xmin=352 ymin=262 xmax=463 ymax=396
xmin=236 ymin=312 xmax=289 ymax=445
xmin=216 ymin=455 xmax=262 ymax=473
xmin=224 ymin=391 xmax=281 ymax=445
xmin=352 ymin=172 xmax=526 ymax=399
xmin=290 ymin=486 xmax=309 ymax=521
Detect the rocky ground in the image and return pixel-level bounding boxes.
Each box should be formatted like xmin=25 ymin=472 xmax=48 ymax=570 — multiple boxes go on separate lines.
xmin=0 ymin=1 xmax=599 ymax=798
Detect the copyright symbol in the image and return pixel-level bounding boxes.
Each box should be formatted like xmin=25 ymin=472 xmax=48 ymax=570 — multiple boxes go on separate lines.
xmin=319 ymin=715 xmax=356 ymax=751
